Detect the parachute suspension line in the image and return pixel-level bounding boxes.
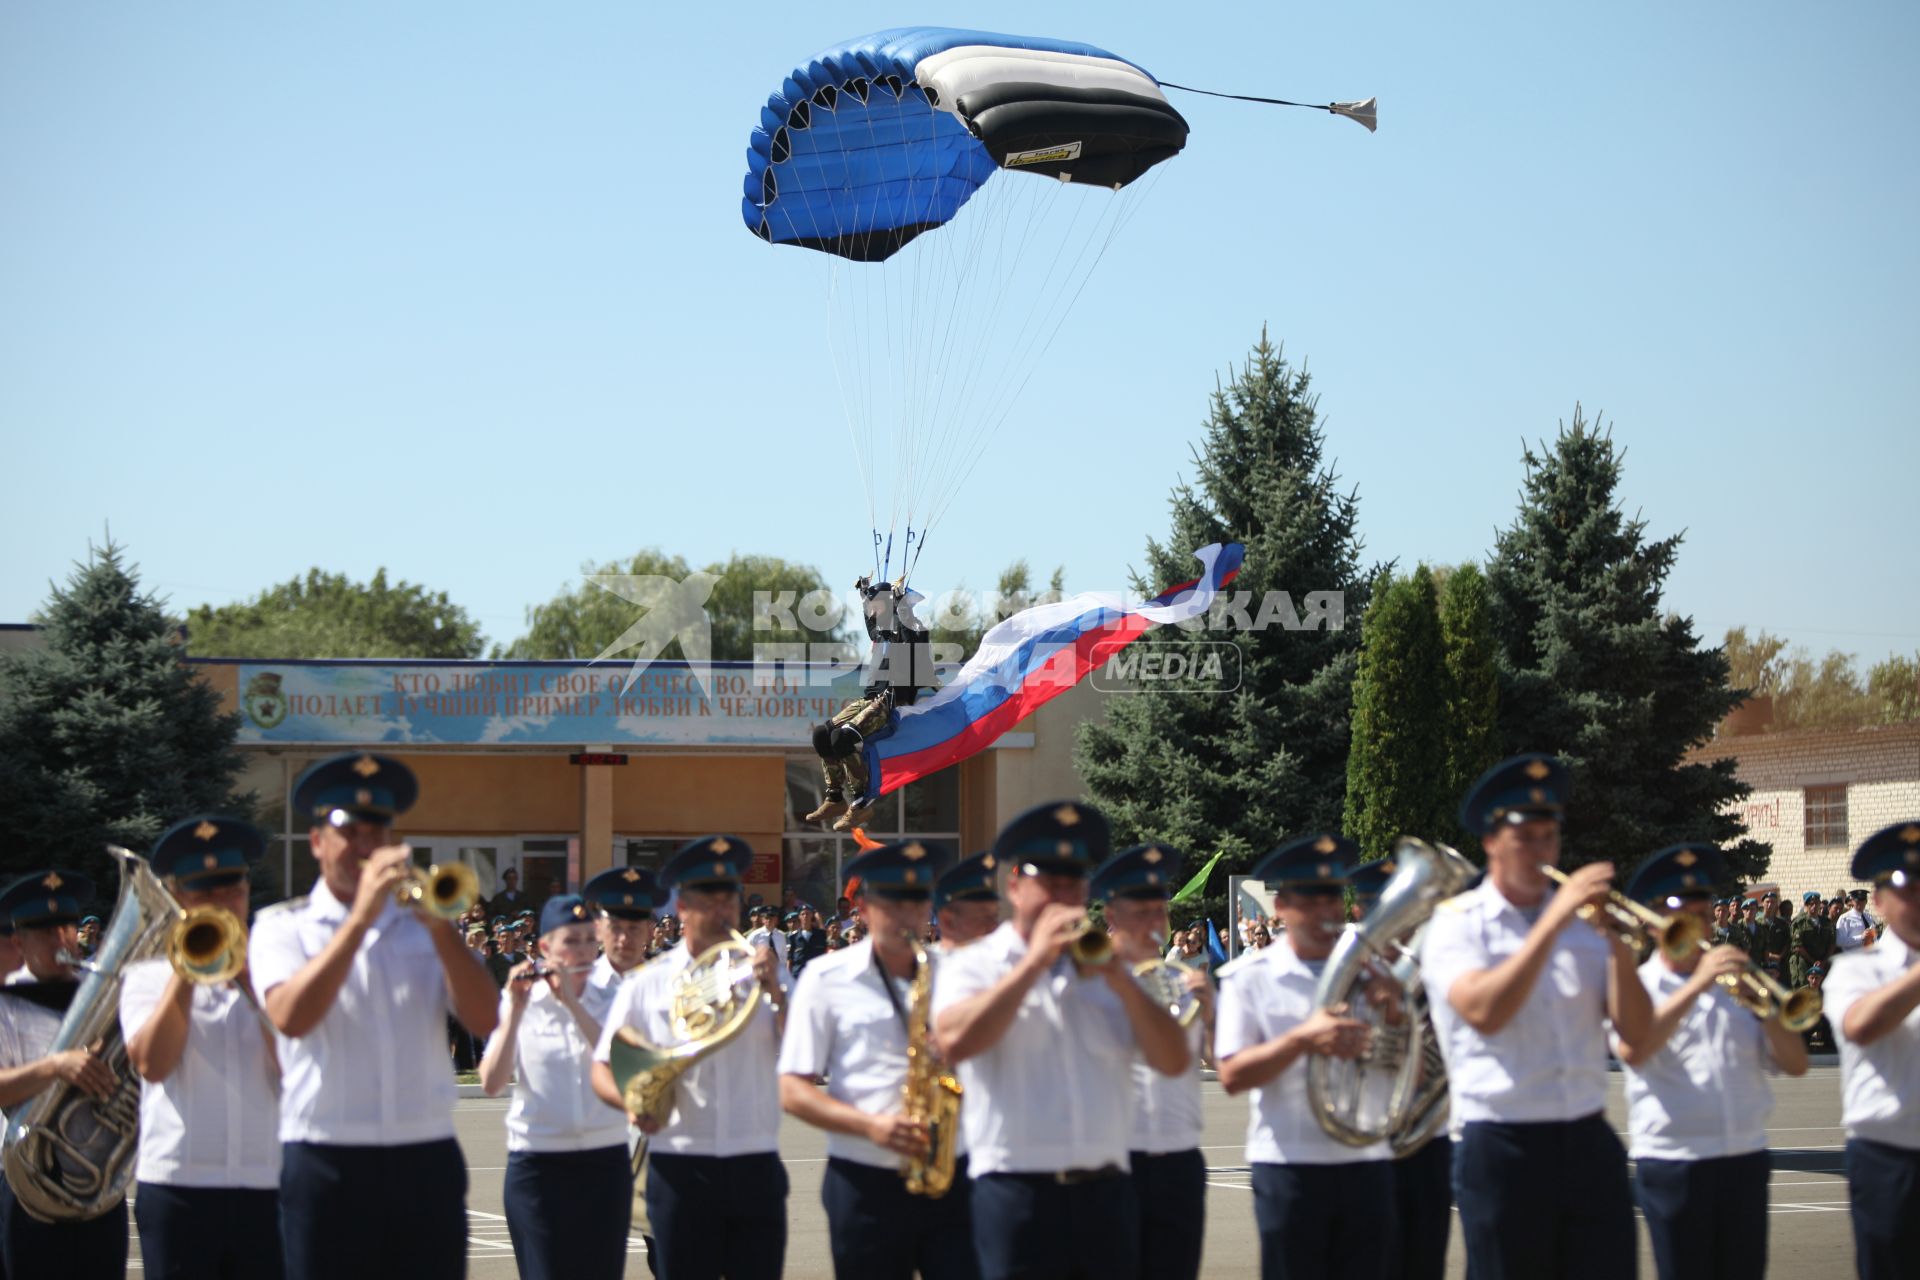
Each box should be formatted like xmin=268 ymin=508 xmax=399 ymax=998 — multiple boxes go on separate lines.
xmin=872 ymin=529 xmax=884 ymax=581
xmin=824 ymin=260 xmax=878 ymax=538
xmin=880 ymin=530 xmax=895 ymax=585
xmin=922 ymin=168 xmax=1163 ymax=535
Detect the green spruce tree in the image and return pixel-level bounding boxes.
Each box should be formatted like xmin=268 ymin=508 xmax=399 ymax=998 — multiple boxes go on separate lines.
xmin=1344 ymin=567 xmax=1452 ymax=859
xmin=1076 ymin=331 xmax=1375 ymax=919
xmin=0 ymin=542 xmax=252 ymax=886
xmin=1485 ymin=408 xmax=1765 ymax=881
xmin=1439 ymin=562 xmax=1502 ymax=851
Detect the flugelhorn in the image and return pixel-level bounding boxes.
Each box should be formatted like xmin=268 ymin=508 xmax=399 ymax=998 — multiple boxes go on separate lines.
xmin=1540 ymin=865 xmax=1705 ymax=965
xmin=1065 ymin=917 xmax=1113 ymax=972
xmin=394 ymin=863 xmax=481 ymax=920
xmin=169 ymin=906 xmax=246 ymax=985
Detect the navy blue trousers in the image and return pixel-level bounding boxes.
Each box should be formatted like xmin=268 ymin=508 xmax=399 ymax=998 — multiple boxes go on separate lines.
xmin=1846 ymin=1137 xmax=1920 ymax=1280
xmin=0 ymin=1174 xmax=125 ymax=1279
xmin=504 ymin=1145 xmax=633 ymax=1280
xmin=1251 ymin=1161 xmax=1395 ymax=1280
xmin=1128 ymin=1149 xmax=1205 ymax=1280
xmin=1391 ymin=1138 xmax=1452 ymax=1280
xmin=135 ymin=1182 xmax=285 ymax=1280
xmin=1453 ymin=1114 xmax=1635 ymax=1280
xmin=1635 ymin=1150 xmax=1767 ymax=1280
xmin=970 ymin=1170 xmax=1138 ymax=1280
xmin=280 ymin=1140 xmax=466 ymax=1280
xmin=646 ymin=1151 xmax=787 ymax=1280
xmin=821 ymin=1155 xmax=978 ymax=1280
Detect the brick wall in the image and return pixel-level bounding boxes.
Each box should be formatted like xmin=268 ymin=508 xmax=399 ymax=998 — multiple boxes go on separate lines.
xmin=1688 ymin=722 xmax=1920 ymax=896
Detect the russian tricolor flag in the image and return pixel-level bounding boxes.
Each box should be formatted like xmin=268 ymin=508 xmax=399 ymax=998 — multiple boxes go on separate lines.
xmin=868 ymin=542 xmax=1245 ymax=796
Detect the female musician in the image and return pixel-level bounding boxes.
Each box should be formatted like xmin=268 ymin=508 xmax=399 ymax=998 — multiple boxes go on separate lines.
xmin=480 ymin=894 xmax=631 ymax=1280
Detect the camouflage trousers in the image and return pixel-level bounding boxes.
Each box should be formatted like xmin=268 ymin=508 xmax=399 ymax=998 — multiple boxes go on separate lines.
xmin=818 ymin=695 xmax=890 ymax=800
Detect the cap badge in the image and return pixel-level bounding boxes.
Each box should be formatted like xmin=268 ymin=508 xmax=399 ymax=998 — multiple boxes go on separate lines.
xmin=1146 ymin=872 xmax=1160 ymax=885
xmin=355 ymin=789 xmax=373 ymax=807
xmin=622 ymin=894 xmax=633 ymax=906
xmin=712 ymin=837 xmax=732 ymax=854
xmin=1317 ymin=863 xmax=1332 ymax=878
xmin=1143 ymin=848 xmax=1163 ymax=865
xmin=352 ymin=755 xmax=380 ymax=778
xmin=1056 ymin=840 xmax=1074 ymax=857
xmin=1676 ymin=850 xmax=1698 ymax=867
xmin=622 ymin=869 xmax=641 ymax=883
xmin=41 ymin=873 xmax=62 ymax=891
xmin=193 ymin=820 xmax=219 ymax=842
xmin=203 ymin=854 xmax=219 ymax=870
xmin=1525 ymin=760 xmax=1551 ymax=780
xmin=572 ymin=904 xmax=586 ymax=918
xmin=903 ymin=843 xmax=927 ymax=861
xmin=712 ymin=861 xmax=727 ymax=876
xmin=982 ymin=855 xmax=995 ymax=870
xmin=1314 ymin=836 xmax=1337 ymax=854
xmin=904 ymin=869 xmax=919 ymax=884
xmin=1902 ymin=825 xmax=1920 ymax=845
xmin=1053 ymin=805 xmax=1081 ymax=827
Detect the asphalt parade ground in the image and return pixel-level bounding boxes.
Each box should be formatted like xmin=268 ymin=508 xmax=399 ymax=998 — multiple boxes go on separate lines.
xmin=123 ymin=1065 xmax=1857 ymax=1276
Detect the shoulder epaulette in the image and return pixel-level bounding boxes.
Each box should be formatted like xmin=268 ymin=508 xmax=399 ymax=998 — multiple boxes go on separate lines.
xmin=254 ymin=896 xmax=309 ymax=921
xmin=1434 ymin=891 xmax=1477 ymax=915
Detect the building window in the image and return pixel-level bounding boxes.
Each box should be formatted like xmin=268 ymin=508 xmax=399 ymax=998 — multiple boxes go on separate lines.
xmin=1805 ymin=784 xmax=1848 ymax=849
xmin=781 ymin=756 xmax=961 ymax=917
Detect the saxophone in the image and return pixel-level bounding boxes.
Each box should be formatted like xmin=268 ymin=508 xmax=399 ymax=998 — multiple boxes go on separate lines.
xmin=900 ymin=934 xmax=962 ymax=1198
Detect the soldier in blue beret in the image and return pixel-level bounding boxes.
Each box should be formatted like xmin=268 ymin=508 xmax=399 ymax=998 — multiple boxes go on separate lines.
xmin=117 ymin=816 xmax=286 ymax=1280
xmin=590 ymin=836 xmax=789 ymax=1280
xmin=1215 ymin=834 xmax=1400 ymax=1280
xmin=479 ymin=893 xmax=631 ymax=1280
xmin=778 ymin=839 xmax=978 ymax=1280
xmin=1419 ymin=754 xmax=1654 ymax=1280
xmin=932 ymin=801 xmax=1189 ymax=1280
xmin=1790 ymin=889 xmax=1838 ymax=988
xmin=1613 ymin=844 xmax=1808 ymax=1280
xmin=249 ymin=752 xmax=498 ymax=1280
xmin=0 ymin=867 xmax=124 ymax=1275
xmin=1825 ymin=820 xmax=1920 ymax=1278
xmin=1090 ymin=843 xmax=1211 ymax=1280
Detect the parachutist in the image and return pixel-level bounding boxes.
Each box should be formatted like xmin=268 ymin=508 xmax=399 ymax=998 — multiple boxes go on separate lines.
xmin=803 ymin=575 xmax=935 ymax=830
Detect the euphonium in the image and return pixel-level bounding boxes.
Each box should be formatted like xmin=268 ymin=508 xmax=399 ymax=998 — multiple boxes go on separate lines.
xmin=901 ymin=933 xmax=962 ymax=1197
xmin=608 ymin=932 xmax=765 ymax=1126
xmin=394 ymin=862 xmax=481 ymax=920
xmin=1541 ymin=865 xmax=1705 ymax=965
xmin=1308 ymin=838 xmax=1479 ymax=1156
xmin=2 ymin=847 xmax=174 ymax=1222
xmin=168 ymin=906 xmax=247 ymax=985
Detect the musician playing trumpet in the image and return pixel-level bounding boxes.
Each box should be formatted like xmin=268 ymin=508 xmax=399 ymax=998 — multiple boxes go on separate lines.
xmin=1608 ymin=843 xmax=1808 ymax=1280
xmin=250 ymin=753 xmax=499 ymax=1280
xmin=0 ymin=867 xmax=121 ymax=1277
xmin=120 ymin=816 xmax=284 ymax=1280
xmin=777 ymin=839 xmax=978 ymax=1280
xmin=481 ymin=895 xmax=630 ymax=1280
xmin=1419 ymin=754 xmax=1653 ymax=1280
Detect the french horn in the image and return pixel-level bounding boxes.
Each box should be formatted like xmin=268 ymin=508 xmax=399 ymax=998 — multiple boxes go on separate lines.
xmin=608 ymin=932 xmax=766 ymax=1126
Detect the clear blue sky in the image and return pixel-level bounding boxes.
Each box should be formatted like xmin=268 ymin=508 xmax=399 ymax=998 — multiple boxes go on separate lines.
xmin=4 ymin=2 xmax=1915 ymax=662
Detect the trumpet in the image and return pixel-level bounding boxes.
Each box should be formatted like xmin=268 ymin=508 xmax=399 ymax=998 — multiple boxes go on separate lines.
xmin=1540 ymin=865 xmax=1705 ymax=965
xmin=1065 ymin=917 xmax=1114 ymax=972
xmin=169 ymin=906 xmax=247 ymax=985
xmin=394 ymin=863 xmax=481 ymax=920
xmin=1687 ymin=938 xmax=1824 ymax=1031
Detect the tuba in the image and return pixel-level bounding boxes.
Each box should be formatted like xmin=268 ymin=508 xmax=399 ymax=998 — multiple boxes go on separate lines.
xmin=900 ymin=933 xmax=962 ymax=1197
xmin=1307 ymin=838 xmax=1479 ymax=1157
xmin=608 ymin=932 xmax=766 ymax=1126
xmin=1 ymin=847 xmax=176 ymax=1221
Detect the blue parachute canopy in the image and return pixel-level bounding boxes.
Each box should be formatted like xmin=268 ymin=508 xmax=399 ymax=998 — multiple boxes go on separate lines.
xmin=743 ymin=27 xmax=1188 ymax=262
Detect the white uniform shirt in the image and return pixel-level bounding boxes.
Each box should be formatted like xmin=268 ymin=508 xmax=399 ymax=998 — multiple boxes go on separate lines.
xmin=747 ymin=926 xmax=789 ymax=970
xmin=777 ymin=938 xmax=932 ymax=1169
xmin=929 ymin=921 xmax=1139 ymax=1176
xmin=1215 ymin=942 xmax=1392 ymax=1165
xmin=1419 ymin=879 xmax=1613 ymax=1124
xmin=1616 ymin=957 xmax=1774 ymax=1161
xmin=0 ymin=985 xmax=69 ymax=1071
xmin=250 ymin=884 xmax=461 ymax=1145
xmin=1827 ymin=933 xmax=1920 ymax=1150
xmin=500 ymin=977 xmax=627 ymax=1153
xmin=585 ymin=955 xmax=630 ymax=1010
xmin=118 ymin=959 xmax=281 ymax=1188
xmin=1129 ymin=1012 xmax=1206 ymax=1155
xmin=1836 ymin=909 xmax=1874 ymax=953
xmin=591 ymin=941 xmax=782 ymax=1158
